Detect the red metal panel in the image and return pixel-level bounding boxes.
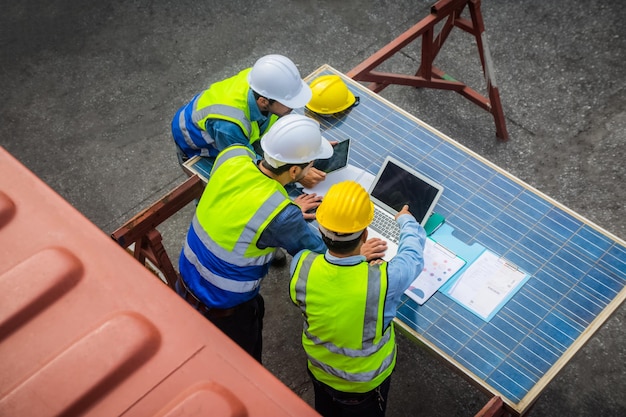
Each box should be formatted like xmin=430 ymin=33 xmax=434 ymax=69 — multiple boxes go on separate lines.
xmin=0 ymin=147 xmax=319 ymax=417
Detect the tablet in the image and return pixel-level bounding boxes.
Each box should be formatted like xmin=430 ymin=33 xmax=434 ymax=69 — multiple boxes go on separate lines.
xmin=313 ymin=139 xmax=350 ymax=173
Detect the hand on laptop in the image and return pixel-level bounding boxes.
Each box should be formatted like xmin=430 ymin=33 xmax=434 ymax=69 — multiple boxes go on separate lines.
xmin=294 ymin=192 xmax=323 ymax=220
xmin=360 ymin=236 xmax=388 ymax=262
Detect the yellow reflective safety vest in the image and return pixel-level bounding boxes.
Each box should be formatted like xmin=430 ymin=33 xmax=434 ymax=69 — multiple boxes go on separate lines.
xmin=290 ymin=250 xmax=396 ymax=393
xmin=181 ymin=145 xmax=292 ymax=307
xmin=193 ymin=68 xmax=279 ymax=145
xmin=172 ymin=68 xmax=280 ymax=160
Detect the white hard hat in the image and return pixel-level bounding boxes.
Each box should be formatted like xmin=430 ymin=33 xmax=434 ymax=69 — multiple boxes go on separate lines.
xmin=248 ymin=54 xmax=312 ymax=108
xmin=261 ymin=114 xmax=334 ymax=168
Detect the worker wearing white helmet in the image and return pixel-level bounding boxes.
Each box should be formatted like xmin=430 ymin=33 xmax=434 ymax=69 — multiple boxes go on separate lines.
xmin=177 ymin=114 xmax=336 ymax=363
xmin=171 ymin=54 xmax=328 ymax=188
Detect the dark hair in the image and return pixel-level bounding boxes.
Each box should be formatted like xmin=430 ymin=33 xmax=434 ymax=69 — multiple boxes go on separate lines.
xmin=260 ymin=159 xmax=310 ymax=175
xmin=321 ymin=233 xmax=363 ymax=255
xmin=252 ymin=90 xmax=276 ymax=105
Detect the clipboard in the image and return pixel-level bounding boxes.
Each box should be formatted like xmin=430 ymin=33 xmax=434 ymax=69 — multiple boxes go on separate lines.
xmin=443 ymin=249 xmax=530 ymax=321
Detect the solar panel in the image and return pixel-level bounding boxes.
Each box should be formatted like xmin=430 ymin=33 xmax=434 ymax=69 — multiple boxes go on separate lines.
xmin=299 ymin=65 xmax=626 ymax=415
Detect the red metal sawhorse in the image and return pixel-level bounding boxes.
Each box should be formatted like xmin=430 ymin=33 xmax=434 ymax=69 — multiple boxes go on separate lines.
xmin=111 ymin=175 xmax=205 ymax=291
xmin=475 ymin=396 xmax=511 ymax=417
xmin=348 ymin=0 xmax=508 ymax=140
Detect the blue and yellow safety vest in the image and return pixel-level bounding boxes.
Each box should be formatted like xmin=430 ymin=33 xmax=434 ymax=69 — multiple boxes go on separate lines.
xmin=172 ymin=68 xmax=279 ymax=158
xmin=179 ymin=145 xmax=291 ymax=308
xmin=290 ymin=251 xmax=397 ymax=393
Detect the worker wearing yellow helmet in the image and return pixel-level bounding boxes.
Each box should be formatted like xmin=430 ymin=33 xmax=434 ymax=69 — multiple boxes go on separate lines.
xmin=289 ymin=180 xmax=427 ymax=417
xmin=306 ymin=74 xmax=360 ymax=115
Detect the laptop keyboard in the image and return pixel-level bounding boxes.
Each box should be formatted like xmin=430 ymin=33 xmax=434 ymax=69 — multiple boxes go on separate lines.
xmin=371 ymin=207 xmax=400 ymax=244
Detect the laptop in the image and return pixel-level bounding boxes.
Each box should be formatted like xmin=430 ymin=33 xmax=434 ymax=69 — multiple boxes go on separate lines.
xmin=313 ymin=138 xmax=351 ymax=173
xmin=367 ymin=156 xmax=444 ymax=260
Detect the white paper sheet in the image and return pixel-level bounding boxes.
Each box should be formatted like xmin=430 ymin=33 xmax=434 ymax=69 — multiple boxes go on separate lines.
xmin=447 ymin=250 xmax=527 ymax=320
xmin=301 ymin=164 xmax=374 ymax=196
xmin=405 ymin=239 xmax=466 ymax=305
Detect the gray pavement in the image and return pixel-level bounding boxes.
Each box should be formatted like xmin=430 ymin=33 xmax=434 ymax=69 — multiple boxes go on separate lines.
xmin=1 ymin=0 xmax=625 ymax=416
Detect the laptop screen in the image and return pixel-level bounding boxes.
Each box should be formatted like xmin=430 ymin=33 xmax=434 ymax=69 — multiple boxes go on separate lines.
xmin=369 ymin=158 xmax=443 ymax=225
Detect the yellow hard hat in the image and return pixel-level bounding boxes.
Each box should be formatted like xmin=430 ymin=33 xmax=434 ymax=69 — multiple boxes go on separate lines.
xmin=306 ymin=75 xmax=358 ymax=115
xmin=316 ymin=181 xmax=374 ymax=236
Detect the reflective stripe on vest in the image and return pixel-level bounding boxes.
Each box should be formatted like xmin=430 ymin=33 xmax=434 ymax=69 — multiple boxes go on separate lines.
xmin=187 ymin=191 xmax=285 ymax=267
xmin=211 ymin=146 xmax=250 ymax=171
xmin=192 ymin=103 xmax=252 ymax=138
xmin=175 ymin=69 xmax=280 ymax=157
xmin=182 ymin=237 xmax=262 ymax=293
xmin=307 ymin=352 xmax=396 ymax=384
xmin=295 ymin=255 xmax=391 ymax=357
xmin=176 ymin=101 xmax=214 ymax=155
xmin=291 ymin=251 xmax=396 ymax=390
xmin=182 ymin=146 xmax=291 ymax=293
xmin=193 ymin=68 xmax=277 ymax=146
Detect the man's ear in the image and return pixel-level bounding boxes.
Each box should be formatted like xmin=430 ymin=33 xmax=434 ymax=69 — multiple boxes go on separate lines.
xmin=288 ymin=165 xmax=300 ymax=180
xmin=361 ymin=228 xmax=369 ymax=242
xmin=257 ymin=96 xmax=270 ymax=111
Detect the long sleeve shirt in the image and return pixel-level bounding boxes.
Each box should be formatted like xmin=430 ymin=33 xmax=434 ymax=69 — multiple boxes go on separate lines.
xmin=204 ymin=89 xmax=270 ymax=158
xmin=290 ymin=214 xmax=426 ymax=328
xmin=258 ymin=204 xmax=327 ymax=256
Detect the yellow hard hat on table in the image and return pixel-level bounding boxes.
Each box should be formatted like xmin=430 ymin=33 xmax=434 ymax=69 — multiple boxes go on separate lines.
xmin=306 ymin=75 xmax=359 ymax=115
xmin=316 ymin=181 xmax=374 ymax=240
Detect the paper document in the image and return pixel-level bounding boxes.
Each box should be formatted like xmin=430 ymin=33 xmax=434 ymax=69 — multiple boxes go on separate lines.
xmin=301 ymin=164 xmax=374 ymax=196
xmin=446 ymin=250 xmax=528 ymax=321
xmin=405 ymin=239 xmax=466 ymax=305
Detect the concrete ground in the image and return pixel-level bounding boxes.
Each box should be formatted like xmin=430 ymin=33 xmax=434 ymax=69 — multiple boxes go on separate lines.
xmin=1 ymin=0 xmax=624 ymax=416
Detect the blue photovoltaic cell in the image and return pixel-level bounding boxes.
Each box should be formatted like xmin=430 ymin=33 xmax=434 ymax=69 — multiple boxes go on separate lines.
xmin=483 ymin=319 xmax=524 ymax=351
xmin=491 ymin=362 xmax=534 ymax=399
xmin=298 ymin=66 xmax=626 ymax=412
xmin=606 ymin=245 xmax=626 ymax=271
xmin=535 ymin=316 xmax=576 ymax=349
xmin=570 ymin=227 xmax=613 ymax=259
xmin=584 ymin=267 xmax=622 ymax=298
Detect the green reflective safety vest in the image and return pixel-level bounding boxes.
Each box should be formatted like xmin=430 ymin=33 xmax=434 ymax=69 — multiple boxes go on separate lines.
xmin=195 ymin=145 xmax=291 ymax=264
xmin=290 ymin=251 xmax=397 ymax=393
xmin=193 ymin=68 xmax=279 ymax=145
